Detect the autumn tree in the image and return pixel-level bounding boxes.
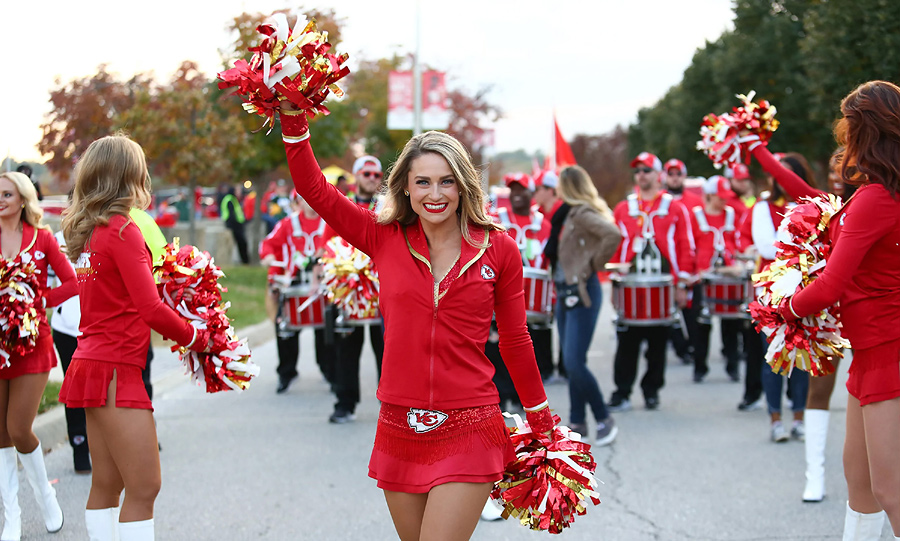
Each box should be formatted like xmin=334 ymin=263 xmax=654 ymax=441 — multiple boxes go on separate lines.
xmin=446 ymin=87 xmax=502 ymax=167
xmin=38 ymin=65 xmax=150 ymax=181
xmin=570 ymin=126 xmax=630 ymax=204
xmin=119 ymin=61 xmax=251 ymax=187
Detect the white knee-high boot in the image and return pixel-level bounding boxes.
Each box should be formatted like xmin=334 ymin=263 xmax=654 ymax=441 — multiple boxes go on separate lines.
xmin=118 ymin=519 xmax=153 ymax=541
xmin=17 ymin=442 xmax=63 ymax=532
xmin=842 ymin=502 xmax=885 ymax=541
xmin=0 ymin=448 xmax=20 ymax=541
xmin=85 ymin=508 xmax=120 ymax=541
xmin=803 ymin=409 xmax=829 ymax=502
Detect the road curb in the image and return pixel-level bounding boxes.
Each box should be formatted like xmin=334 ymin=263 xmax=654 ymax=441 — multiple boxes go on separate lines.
xmin=37 ymin=319 xmax=275 ymax=451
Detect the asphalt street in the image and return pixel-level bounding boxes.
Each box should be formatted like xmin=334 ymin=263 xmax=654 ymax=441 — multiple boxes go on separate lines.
xmin=23 ymin=284 xmax=894 ymax=540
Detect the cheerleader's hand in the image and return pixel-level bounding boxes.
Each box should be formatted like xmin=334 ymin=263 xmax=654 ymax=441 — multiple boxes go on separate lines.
xmin=738 ymin=131 xmax=764 ymax=152
xmin=279 ymin=102 xmax=310 ymax=141
xmin=187 ymin=328 xmax=228 ymax=354
xmin=778 ymin=297 xmax=801 ymax=321
xmin=525 ymin=405 xmax=555 ymax=436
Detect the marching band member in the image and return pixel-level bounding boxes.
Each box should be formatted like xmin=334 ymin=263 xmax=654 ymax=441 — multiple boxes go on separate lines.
xmin=607 ymin=152 xmax=695 ymax=412
xmin=690 ymin=176 xmax=743 ymax=383
xmin=492 ymin=173 xmax=553 ymax=381
xmin=534 ymin=170 xmax=567 ymax=381
xmin=260 ymin=192 xmax=333 ymax=393
xmin=280 ymin=108 xmax=553 ymax=540
xmin=663 ymin=158 xmax=702 ymax=367
xmin=727 ymin=163 xmax=758 ymax=210
xmin=0 ymin=172 xmax=76 ymax=540
xmin=322 ymin=156 xmax=385 ymax=424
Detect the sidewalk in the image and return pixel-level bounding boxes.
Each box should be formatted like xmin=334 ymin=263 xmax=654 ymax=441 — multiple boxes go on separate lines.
xmin=29 ymin=287 xmax=894 ymax=540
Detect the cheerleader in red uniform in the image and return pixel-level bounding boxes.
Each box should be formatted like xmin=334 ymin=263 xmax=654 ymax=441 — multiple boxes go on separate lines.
xmin=0 ymin=172 xmax=76 ymax=540
xmin=752 ymin=81 xmax=900 ymax=539
xmin=280 ymin=108 xmax=553 ymax=540
xmin=58 ymin=135 xmax=213 ymax=541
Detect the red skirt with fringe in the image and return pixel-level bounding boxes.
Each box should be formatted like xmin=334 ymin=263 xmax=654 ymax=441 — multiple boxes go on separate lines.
xmin=58 ymin=359 xmax=153 ymax=410
xmin=0 ymin=334 xmax=57 ymax=380
xmin=847 ymin=337 xmax=900 ymax=406
xmin=368 ymin=402 xmax=513 ymax=493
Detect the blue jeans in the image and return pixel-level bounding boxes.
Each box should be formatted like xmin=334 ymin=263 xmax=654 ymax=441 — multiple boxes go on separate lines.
xmin=760 ymin=333 xmax=809 ymax=415
xmin=556 ymin=274 xmax=609 ymax=425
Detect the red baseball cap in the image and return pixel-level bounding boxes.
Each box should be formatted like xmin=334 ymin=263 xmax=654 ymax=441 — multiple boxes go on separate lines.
xmin=534 ymin=170 xmax=558 ymax=189
xmin=504 ymin=172 xmax=534 ymax=191
xmin=730 ymin=163 xmax=751 ymax=180
xmin=664 ymin=159 xmax=687 ymax=176
xmin=630 ymin=152 xmax=662 ymax=172
xmin=703 ymin=175 xmax=737 ymax=199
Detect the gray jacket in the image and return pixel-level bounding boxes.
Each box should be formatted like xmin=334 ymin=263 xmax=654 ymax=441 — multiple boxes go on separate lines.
xmin=557 ymin=204 xmax=622 ymax=307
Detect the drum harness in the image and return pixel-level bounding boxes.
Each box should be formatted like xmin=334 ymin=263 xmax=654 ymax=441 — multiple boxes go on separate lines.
xmin=626 ymin=193 xmax=672 ymax=276
xmin=692 ymin=205 xmax=735 ymax=269
xmin=274 ymin=214 xmax=326 ymax=333
xmin=496 ymin=207 xmax=545 ymax=267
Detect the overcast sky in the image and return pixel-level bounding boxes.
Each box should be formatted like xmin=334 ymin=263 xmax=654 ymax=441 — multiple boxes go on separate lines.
xmin=2 ymin=0 xmax=735 ymax=162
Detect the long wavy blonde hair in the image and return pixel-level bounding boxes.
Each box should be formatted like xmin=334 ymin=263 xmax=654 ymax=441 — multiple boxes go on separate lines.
xmin=61 ymin=134 xmax=151 ymax=262
xmin=0 ymin=172 xmax=46 ymax=230
xmin=377 ymin=131 xmax=501 ymax=248
xmin=558 ymin=165 xmax=613 ymax=221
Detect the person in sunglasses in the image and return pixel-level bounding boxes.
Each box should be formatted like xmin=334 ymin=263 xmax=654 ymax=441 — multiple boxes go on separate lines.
xmin=606 ymin=152 xmax=696 ymax=412
xmin=321 ymin=155 xmax=386 ymax=424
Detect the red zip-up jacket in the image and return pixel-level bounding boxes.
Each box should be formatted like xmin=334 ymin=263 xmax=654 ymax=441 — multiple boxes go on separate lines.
xmin=611 ymin=191 xmax=695 ymax=282
xmin=752 ymin=146 xmax=900 ymax=350
xmin=284 ymin=138 xmax=547 ymax=411
xmin=73 ymin=215 xmax=195 ymax=366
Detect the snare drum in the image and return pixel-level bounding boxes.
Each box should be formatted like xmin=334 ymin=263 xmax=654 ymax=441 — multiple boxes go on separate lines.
xmin=702 ymin=272 xmax=752 ymax=319
xmin=610 ymin=274 xmax=676 ymax=326
xmin=523 ymin=267 xmax=554 ymax=325
xmin=280 ymin=284 xmax=327 ymax=330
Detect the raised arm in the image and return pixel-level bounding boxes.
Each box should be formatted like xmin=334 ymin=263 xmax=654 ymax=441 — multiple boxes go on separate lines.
xmin=750 ymin=145 xmax=822 ymax=201
xmin=281 ymin=112 xmax=381 ymax=255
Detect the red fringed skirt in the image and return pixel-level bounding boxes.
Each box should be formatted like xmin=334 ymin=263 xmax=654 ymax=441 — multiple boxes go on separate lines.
xmin=848 ymin=337 xmax=900 ymax=406
xmin=0 ymin=334 xmax=57 ymax=380
xmin=368 ymin=403 xmax=513 ymax=493
xmin=58 ymin=359 xmax=153 ymax=410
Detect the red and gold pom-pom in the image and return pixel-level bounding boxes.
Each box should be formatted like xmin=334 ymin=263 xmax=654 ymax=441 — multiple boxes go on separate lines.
xmin=697 ymin=91 xmax=780 ymax=168
xmin=749 ymin=194 xmax=848 ymax=376
xmin=153 ymin=239 xmax=260 ymax=393
xmin=217 ymin=12 xmax=350 ymax=133
xmin=0 ymin=254 xmax=41 ymax=368
xmin=491 ymin=414 xmax=601 ymax=534
xmin=321 ymin=238 xmax=380 ymax=320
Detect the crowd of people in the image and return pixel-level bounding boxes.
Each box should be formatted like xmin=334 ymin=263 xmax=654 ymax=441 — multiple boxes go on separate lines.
xmin=1 ymin=80 xmax=898 ymax=540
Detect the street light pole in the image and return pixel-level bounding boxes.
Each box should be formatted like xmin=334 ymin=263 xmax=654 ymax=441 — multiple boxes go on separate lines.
xmin=412 ymin=0 xmax=422 ymax=136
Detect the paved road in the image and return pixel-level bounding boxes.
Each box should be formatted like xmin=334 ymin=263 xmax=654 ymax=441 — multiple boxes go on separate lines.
xmin=24 ymin=285 xmax=895 ymax=539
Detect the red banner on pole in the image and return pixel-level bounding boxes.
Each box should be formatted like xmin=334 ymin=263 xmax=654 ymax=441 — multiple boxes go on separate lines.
xmin=387 ymin=70 xmax=449 ymax=131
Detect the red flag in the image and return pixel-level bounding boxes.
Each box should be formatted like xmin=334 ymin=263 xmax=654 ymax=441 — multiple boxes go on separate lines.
xmin=554 ymin=115 xmax=576 ymax=169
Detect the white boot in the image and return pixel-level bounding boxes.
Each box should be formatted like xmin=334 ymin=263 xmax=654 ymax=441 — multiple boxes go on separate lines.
xmin=842 ymin=502 xmax=885 ymax=541
xmin=17 ymin=442 xmax=63 ymax=532
xmin=0 ymin=448 xmax=20 ymax=541
xmin=803 ymin=409 xmax=829 ymax=502
xmin=118 ymin=519 xmax=154 ymax=541
xmin=85 ymin=508 xmax=119 ymax=541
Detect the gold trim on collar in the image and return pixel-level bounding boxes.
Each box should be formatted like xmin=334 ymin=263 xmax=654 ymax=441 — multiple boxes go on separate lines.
xmin=22 ymin=229 xmax=38 ymax=254
xmin=404 ymin=228 xmax=431 ymax=272
xmin=456 ymin=228 xmax=490 ymax=278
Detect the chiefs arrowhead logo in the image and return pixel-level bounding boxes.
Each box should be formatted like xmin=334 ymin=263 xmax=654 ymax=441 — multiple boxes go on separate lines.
xmin=407 ymin=408 xmax=448 ymax=433
xmin=480 ymin=264 xmax=495 ymax=280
